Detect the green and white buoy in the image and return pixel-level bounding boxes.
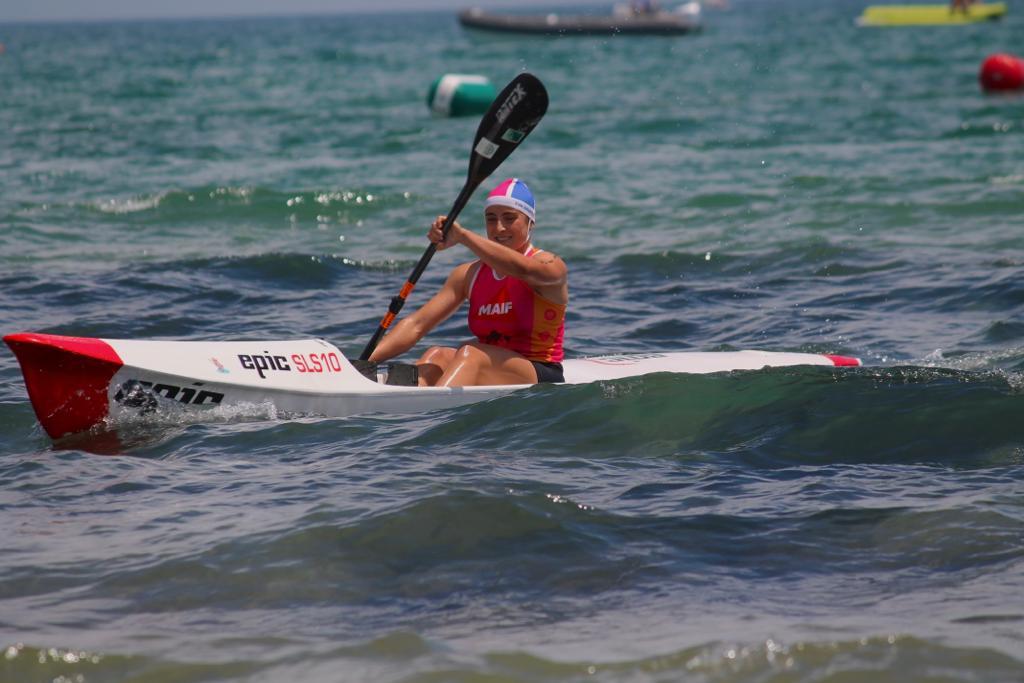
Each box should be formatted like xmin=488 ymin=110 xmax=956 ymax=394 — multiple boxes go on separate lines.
xmin=427 ymin=74 xmax=496 ymax=117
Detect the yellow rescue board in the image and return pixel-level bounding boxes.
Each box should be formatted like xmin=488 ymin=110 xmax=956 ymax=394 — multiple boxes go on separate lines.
xmin=857 ymin=2 xmax=1007 ymax=26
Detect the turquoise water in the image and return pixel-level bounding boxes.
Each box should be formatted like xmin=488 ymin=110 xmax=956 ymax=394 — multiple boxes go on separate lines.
xmin=2 ymin=2 xmax=1023 ymax=681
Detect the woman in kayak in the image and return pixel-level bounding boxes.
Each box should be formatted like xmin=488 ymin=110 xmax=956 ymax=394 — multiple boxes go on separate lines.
xmin=368 ymin=178 xmax=568 ymax=387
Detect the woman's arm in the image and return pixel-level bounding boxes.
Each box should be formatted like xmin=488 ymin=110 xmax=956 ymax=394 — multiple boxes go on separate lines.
xmin=367 ymin=262 xmax=473 ymax=363
xmin=431 ymin=217 xmax=568 ymax=303
xmin=460 ymin=227 xmax=566 ymax=286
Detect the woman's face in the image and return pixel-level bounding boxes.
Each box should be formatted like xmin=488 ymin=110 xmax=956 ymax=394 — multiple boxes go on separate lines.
xmin=484 ymin=206 xmax=532 ymax=252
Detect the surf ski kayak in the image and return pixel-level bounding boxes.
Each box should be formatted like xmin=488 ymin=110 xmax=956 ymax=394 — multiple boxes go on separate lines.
xmin=857 ymin=3 xmax=1007 ymax=26
xmin=4 ymin=332 xmax=861 ymax=440
xmin=457 ymin=8 xmax=701 ymax=36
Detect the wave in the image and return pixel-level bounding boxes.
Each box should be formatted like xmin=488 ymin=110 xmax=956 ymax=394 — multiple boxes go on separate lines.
xmin=28 ymin=363 xmax=1024 ymax=468
xmin=401 ymin=365 xmax=1024 ymax=467
xmin=3 ymin=630 xmax=1022 ymax=683
xmin=944 ymin=119 xmax=1021 ymax=140
xmin=83 ymin=185 xmax=413 ymax=223
xmin=606 ymin=246 xmax=1024 ymax=334
xmin=8 ymin=478 xmax=1020 ymax=627
xmin=611 ymin=243 xmax=904 ymax=279
xmin=3 ymin=186 xmax=417 ymax=242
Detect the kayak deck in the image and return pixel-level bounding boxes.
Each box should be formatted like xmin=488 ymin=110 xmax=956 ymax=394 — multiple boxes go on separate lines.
xmin=857 ymin=3 xmax=1007 ymax=26
xmin=4 ymin=332 xmax=860 ymax=440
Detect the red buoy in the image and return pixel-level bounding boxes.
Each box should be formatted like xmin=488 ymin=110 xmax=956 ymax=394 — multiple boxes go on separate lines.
xmin=979 ymin=53 xmax=1024 ymax=92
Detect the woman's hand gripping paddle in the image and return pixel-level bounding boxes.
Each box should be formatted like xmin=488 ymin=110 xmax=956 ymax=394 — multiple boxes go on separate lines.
xmin=359 ymin=72 xmax=549 ymax=361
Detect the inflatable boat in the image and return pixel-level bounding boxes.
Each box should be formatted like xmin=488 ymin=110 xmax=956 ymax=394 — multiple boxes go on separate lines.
xmin=457 ymin=7 xmax=702 ymax=36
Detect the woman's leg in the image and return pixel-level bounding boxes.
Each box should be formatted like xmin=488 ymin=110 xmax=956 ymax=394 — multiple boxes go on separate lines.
xmin=416 ymin=346 xmax=456 ymax=386
xmin=436 ymin=342 xmax=538 ymax=387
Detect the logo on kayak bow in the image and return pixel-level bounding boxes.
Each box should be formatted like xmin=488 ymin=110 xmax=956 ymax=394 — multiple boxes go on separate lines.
xmin=238 ymin=352 xmax=291 ymax=379
xmin=237 ymin=351 xmax=346 ymax=379
xmin=114 ymin=380 xmax=225 ymax=414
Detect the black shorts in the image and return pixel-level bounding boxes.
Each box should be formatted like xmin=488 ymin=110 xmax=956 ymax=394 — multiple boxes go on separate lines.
xmin=530 ymin=360 xmax=564 ymax=384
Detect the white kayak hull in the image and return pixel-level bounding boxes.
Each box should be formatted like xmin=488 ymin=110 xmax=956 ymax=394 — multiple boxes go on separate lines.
xmin=4 ymin=333 xmax=860 ymax=439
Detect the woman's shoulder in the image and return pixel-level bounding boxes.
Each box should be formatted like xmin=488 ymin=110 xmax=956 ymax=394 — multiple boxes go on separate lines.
xmin=447 ymin=260 xmax=484 ymax=297
xmin=528 ymin=246 xmax=567 ymax=270
xmin=449 ymin=259 xmax=482 ymax=277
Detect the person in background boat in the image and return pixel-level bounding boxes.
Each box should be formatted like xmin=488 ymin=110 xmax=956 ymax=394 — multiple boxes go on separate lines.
xmin=630 ymin=0 xmax=659 ymax=15
xmin=950 ymin=0 xmax=976 ymax=12
xmin=367 ymin=178 xmax=568 ymax=387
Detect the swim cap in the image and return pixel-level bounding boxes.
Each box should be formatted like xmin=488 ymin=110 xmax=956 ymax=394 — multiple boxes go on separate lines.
xmin=484 ymin=177 xmax=536 ymax=223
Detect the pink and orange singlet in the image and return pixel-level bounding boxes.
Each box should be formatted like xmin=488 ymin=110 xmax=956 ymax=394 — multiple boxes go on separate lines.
xmin=466 ymin=247 xmax=565 ymax=363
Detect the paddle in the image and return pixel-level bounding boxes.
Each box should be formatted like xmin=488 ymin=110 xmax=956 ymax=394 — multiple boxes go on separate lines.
xmin=359 ymin=72 xmax=549 ymax=361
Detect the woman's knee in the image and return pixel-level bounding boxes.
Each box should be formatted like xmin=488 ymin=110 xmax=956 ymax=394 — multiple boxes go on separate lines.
xmin=416 ymin=347 xmax=454 ymax=386
xmin=455 ymin=343 xmax=486 ymax=361
xmin=419 ymin=346 xmax=454 ymax=363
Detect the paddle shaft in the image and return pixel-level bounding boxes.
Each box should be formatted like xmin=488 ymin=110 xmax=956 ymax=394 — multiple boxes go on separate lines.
xmin=359 ymin=183 xmax=473 ymax=361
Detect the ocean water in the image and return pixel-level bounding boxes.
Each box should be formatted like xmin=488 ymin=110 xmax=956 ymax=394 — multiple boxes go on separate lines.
xmin=2 ymin=1 xmax=1023 ymax=681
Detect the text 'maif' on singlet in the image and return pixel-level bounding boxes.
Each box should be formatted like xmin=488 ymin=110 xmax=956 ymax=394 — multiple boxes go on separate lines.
xmin=466 ymin=247 xmax=566 ymax=363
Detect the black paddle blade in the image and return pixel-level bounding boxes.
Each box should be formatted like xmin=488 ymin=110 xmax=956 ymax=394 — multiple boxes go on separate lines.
xmin=467 ymin=72 xmax=549 ymax=187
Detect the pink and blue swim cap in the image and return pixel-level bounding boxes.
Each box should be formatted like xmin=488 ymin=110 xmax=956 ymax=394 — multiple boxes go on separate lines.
xmin=485 ymin=178 xmax=536 ymax=223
